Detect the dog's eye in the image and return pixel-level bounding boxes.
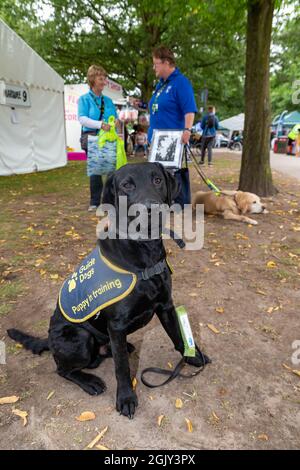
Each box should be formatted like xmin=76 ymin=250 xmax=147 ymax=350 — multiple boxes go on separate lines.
xmin=122 ymin=182 xmax=135 ymax=190
xmin=252 ymin=201 xmax=257 ymax=204
xmin=153 ymin=177 xmax=162 ymax=185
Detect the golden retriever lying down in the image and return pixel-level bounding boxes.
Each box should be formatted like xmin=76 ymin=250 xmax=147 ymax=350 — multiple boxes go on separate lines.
xmin=192 ymin=190 xmax=268 ymax=225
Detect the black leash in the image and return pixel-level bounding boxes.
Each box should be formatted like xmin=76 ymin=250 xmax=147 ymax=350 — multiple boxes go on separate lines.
xmin=185 ymin=144 xmax=222 ymax=194
xmin=141 ymin=345 xmax=209 ymax=388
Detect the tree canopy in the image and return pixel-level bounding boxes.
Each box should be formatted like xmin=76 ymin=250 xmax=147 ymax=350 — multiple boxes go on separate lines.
xmin=0 ymin=0 xmax=298 ymax=120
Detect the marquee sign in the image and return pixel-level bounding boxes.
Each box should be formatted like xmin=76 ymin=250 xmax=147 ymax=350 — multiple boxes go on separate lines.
xmin=0 ymin=81 xmax=31 ymax=107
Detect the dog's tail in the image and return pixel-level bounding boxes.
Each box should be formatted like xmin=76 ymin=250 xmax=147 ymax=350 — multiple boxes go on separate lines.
xmin=7 ymin=329 xmax=49 ymax=355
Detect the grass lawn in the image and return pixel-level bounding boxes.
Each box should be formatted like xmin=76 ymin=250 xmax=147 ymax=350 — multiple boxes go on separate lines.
xmin=0 ymin=153 xmax=300 ymax=450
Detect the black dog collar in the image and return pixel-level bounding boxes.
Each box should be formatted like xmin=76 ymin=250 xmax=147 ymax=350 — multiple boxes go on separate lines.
xmin=136 ymin=259 xmax=170 ymax=281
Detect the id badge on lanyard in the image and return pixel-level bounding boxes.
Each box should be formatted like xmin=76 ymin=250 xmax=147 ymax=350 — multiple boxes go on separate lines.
xmin=151 ymin=80 xmax=168 ymax=115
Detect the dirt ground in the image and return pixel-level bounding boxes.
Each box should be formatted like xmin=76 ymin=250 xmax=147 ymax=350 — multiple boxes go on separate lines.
xmin=0 ymin=152 xmax=299 ymax=450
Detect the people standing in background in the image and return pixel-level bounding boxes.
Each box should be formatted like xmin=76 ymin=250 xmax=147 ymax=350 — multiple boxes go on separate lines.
xmin=148 ymin=46 xmax=197 ymax=145
xmin=215 ymin=132 xmax=222 ymax=148
xmin=134 ymin=125 xmax=148 ymax=156
xmin=78 ymin=65 xmax=117 ymax=211
xmin=200 ymin=105 xmax=219 ymax=166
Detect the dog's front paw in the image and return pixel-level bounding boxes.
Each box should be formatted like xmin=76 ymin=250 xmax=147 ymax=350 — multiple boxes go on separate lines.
xmin=185 ymin=350 xmax=211 ymax=368
xmin=247 ymin=218 xmax=258 ymax=225
xmin=116 ymin=389 xmax=138 ymax=419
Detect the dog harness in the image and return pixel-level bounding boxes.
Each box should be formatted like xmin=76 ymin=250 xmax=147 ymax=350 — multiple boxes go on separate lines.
xmin=59 ymin=246 xmax=172 ymax=323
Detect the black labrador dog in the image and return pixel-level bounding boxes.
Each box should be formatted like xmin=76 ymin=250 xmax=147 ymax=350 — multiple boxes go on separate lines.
xmin=8 ymin=163 xmax=210 ymax=418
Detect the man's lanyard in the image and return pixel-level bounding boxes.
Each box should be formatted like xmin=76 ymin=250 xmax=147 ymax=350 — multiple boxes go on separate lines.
xmin=90 ymin=92 xmax=105 ymax=120
xmin=151 ymin=80 xmax=169 ymax=114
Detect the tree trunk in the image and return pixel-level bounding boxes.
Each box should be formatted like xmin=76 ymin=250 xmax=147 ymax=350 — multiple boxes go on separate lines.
xmin=239 ymin=0 xmax=277 ymax=196
xmin=141 ymin=62 xmax=155 ymax=103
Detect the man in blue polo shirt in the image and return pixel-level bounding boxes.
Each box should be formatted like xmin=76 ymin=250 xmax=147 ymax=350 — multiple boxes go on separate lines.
xmin=149 ymin=46 xmax=197 ymax=145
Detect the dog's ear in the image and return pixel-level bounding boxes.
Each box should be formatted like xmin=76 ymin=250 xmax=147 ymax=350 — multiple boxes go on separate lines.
xmin=235 ymin=191 xmax=250 ymax=214
xmin=102 ymin=172 xmax=117 ymax=207
xmin=156 ymin=164 xmax=180 ymax=206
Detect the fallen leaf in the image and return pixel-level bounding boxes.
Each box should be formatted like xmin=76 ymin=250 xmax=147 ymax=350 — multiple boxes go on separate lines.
xmin=196 ymin=281 xmax=204 ymax=288
xmin=157 ymin=415 xmax=165 ymax=427
xmin=215 ymin=307 xmax=224 ymax=314
xmin=292 ymin=226 xmax=300 ymax=232
xmin=86 ymin=426 xmax=108 ymax=449
xmin=50 ymin=274 xmax=59 ymax=280
xmin=12 ymin=408 xmax=28 ymax=426
xmin=132 ymin=377 xmax=137 ymax=391
xmin=258 ymin=434 xmax=269 ymax=441
xmin=95 ymin=444 xmax=110 ymax=450
xmin=182 ymin=390 xmax=197 ymax=399
xmin=234 ymin=233 xmax=249 ymax=240
xmin=34 ymin=258 xmax=45 ymax=267
xmin=76 ymin=411 xmax=96 ymax=422
xmin=207 ymin=324 xmax=220 ymax=334
xmin=292 ymin=370 xmax=300 ymax=377
xmin=175 ymin=398 xmax=183 ymax=409
xmin=0 ymin=396 xmax=19 ymax=405
xmin=282 ymin=363 xmax=292 ymax=371
xmin=256 ymin=289 xmax=267 ymax=296
xmin=167 ymin=362 xmax=173 ymax=369
xmin=46 ymin=391 xmax=55 ymax=401
xmin=211 ymin=411 xmax=220 ymax=422
xmin=266 ymin=261 xmax=277 ymax=268
xmin=185 ymin=418 xmax=193 ymax=432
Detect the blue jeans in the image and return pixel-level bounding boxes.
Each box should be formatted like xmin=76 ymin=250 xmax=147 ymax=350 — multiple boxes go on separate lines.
xmin=90 ymin=175 xmax=103 ymax=206
xmin=134 ymin=144 xmax=147 ymax=153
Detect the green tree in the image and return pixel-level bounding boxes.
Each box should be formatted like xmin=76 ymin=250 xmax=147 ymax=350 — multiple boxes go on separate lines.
xmin=0 ymin=0 xmax=246 ymax=117
xmin=271 ymin=10 xmax=300 ymax=116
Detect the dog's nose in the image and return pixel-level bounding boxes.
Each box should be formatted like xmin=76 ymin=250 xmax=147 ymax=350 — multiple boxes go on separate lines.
xmin=144 ymin=200 xmax=160 ymax=210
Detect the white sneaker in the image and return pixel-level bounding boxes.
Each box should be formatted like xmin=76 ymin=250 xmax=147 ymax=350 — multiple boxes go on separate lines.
xmin=88 ymin=205 xmax=98 ymax=212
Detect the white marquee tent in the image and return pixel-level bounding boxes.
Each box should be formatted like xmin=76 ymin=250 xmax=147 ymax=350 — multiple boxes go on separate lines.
xmin=0 ymin=18 xmax=66 ymax=176
xmin=219 ymin=113 xmax=245 ymax=136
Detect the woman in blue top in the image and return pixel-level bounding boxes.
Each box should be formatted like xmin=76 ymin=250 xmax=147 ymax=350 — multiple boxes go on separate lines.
xmin=78 ymin=65 xmax=118 ymax=211
xmin=148 ymin=46 xmax=197 ymax=145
